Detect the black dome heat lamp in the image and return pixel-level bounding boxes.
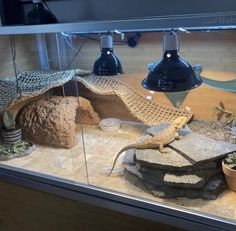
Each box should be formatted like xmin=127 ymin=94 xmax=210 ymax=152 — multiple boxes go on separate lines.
xmin=142 ymin=31 xmax=202 ymax=92
xmin=25 ymin=0 xmax=58 ymax=25
xmin=93 ymin=32 xmax=123 ymax=76
xmin=142 ymin=31 xmax=202 ymax=107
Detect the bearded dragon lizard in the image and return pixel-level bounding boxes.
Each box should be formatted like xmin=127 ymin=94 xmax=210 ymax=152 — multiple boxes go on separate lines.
xmin=108 ymin=116 xmax=188 ymax=176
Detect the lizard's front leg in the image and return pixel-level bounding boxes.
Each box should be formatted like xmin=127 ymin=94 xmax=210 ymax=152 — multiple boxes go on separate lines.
xmin=175 ymin=132 xmax=182 ymax=140
xmin=159 ymin=143 xmax=170 ymax=153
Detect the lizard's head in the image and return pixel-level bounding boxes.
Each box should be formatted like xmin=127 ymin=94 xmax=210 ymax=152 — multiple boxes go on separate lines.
xmin=173 ymin=116 xmax=188 ymax=130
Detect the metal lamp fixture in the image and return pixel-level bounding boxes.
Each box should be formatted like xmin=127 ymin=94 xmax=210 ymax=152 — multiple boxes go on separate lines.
xmin=142 ymin=31 xmax=202 ymax=92
xmin=93 ymin=33 xmax=123 ymax=76
xmin=25 ymin=0 xmax=58 ymax=25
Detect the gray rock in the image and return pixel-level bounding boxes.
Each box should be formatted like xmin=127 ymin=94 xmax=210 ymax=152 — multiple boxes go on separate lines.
xmin=137 ymin=165 xmax=220 ymax=189
xmin=145 ymin=123 xmax=170 ymax=136
xmin=122 ymin=132 xmax=231 ymax=200
xmin=178 ymin=125 xmax=193 ymax=136
xmin=164 ymin=173 xmax=205 ymax=188
xmin=125 ymin=166 xmax=226 ymax=199
xmin=145 ymin=123 xmax=192 ymax=137
xmin=122 ymin=149 xmax=135 ymax=165
xmin=135 ymin=148 xmax=217 ymax=172
xmin=170 ymin=133 xmax=236 ymax=164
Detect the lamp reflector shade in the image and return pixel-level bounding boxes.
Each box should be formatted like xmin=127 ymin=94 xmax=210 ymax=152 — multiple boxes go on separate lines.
xmin=142 ymin=31 xmax=202 ymax=92
xmin=26 ymin=0 xmax=58 ymax=25
xmin=93 ymin=34 xmax=123 ymax=76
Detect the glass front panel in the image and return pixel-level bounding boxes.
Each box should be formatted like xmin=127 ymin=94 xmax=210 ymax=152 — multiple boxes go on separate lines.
xmin=0 ymin=33 xmax=88 ymax=184
xmin=0 ymin=29 xmax=236 ymax=225
xmin=74 ymin=30 xmax=236 ymax=222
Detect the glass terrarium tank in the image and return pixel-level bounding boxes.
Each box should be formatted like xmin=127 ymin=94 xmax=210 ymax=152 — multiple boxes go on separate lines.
xmin=0 ymin=8 xmax=236 ymax=229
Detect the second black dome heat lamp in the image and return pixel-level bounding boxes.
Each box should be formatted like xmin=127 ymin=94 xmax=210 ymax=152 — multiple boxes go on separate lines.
xmin=142 ymin=30 xmax=202 ymax=92
xmin=142 ymin=30 xmax=202 ymax=107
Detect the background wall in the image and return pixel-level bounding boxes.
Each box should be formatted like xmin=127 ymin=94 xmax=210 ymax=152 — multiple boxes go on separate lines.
xmin=0 ymin=30 xmax=236 ymax=120
xmin=74 ymin=30 xmax=236 ymax=120
xmin=0 ymin=34 xmax=39 ymax=77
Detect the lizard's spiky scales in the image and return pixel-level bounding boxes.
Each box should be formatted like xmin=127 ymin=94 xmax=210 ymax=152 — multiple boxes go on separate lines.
xmin=108 ymin=116 xmax=188 ymax=176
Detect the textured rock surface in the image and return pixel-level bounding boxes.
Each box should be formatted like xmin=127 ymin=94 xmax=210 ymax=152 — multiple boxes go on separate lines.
xmin=123 ymin=133 xmax=230 ymax=199
xmin=17 ymin=97 xmax=78 ymax=148
xmin=76 ymin=97 xmax=100 ymax=125
xmin=145 ymin=123 xmax=170 ymax=136
xmin=145 ymin=123 xmax=192 ymax=137
xmin=125 ymin=166 xmax=226 ymax=199
xmin=189 ymin=120 xmax=236 ymax=144
xmin=122 ymin=149 xmax=136 ymax=165
xmin=17 ymin=96 xmax=100 ymax=148
xmin=136 ymin=165 xmax=219 ymax=189
xmin=135 ymin=149 xmax=217 ymax=171
xmin=170 ymin=133 xmax=236 ymax=164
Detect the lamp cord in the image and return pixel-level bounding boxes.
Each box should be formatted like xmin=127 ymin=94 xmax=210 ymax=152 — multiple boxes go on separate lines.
xmin=42 ymin=0 xmax=58 ymax=22
xmin=42 ymin=0 xmax=53 ymax=13
xmin=10 ymin=35 xmax=21 ymax=96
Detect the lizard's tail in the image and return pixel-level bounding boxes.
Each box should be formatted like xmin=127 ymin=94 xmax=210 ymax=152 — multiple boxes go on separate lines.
xmin=107 ymin=144 xmax=136 ymax=177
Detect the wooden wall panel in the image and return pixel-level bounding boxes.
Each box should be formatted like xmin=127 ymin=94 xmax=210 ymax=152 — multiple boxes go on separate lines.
xmin=0 ymin=180 xmax=186 ymax=231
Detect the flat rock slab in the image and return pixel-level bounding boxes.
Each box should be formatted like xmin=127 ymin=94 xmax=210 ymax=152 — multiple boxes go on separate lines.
xmin=125 ymin=166 xmax=226 ymax=199
xmin=145 ymin=123 xmax=170 ymax=136
xmin=137 ymin=165 xmax=219 ymax=189
xmin=123 ymin=149 xmax=135 ymax=165
xmin=164 ymin=173 xmax=205 ymax=188
xmin=135 ymin=149 xmax=217 ymax=172
xmin=170 ymin=133 xmax=236 ymax=164
xmin=146 ymin=123 xmax=192 ymax=137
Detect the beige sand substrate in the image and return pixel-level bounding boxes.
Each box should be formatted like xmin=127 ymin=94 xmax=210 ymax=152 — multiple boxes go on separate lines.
xmin=3 ymin=121 xmax=236 ymax=222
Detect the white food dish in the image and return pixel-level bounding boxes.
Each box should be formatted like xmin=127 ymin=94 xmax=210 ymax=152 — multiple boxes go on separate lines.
xmin=99 ymin=118 xmax=121 ymax=132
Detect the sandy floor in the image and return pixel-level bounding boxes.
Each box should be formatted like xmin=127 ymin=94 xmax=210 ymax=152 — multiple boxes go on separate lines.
xmin=2 ymin=121 xmax=236 ymax=222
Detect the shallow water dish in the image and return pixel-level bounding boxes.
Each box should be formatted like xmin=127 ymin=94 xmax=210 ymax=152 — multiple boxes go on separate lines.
xmin=99 ymin=118 xmax=121 ymax=132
